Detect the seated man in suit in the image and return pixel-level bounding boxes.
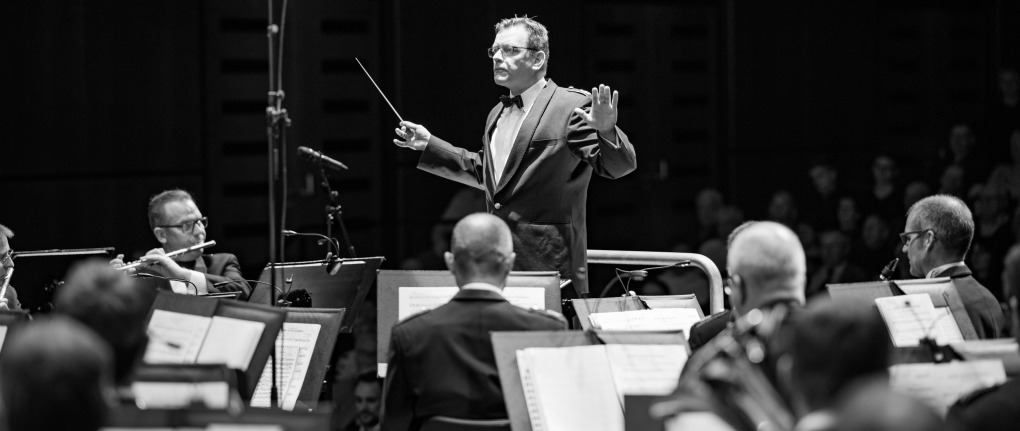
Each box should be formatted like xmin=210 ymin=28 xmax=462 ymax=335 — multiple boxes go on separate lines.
xmin=900 ymin=194 xmax=1005 ymax=338
xmin=946 ymin=246 xmax=1020 ymax=430
xmin=113 ymin=189 xmax=250 ymax=299
xmin=666 ymin=221 xmax=808 ymax=429
xmin=779 ymin=300 xmax=892 ymax=430
xmin=55 ymin=259 xmax=156 ymax=393
xmin=688 ymin=221 xmax=806 ymax=350
xmin=0 ymin=317 xmax=114 ymax=431
xmin=381 ymin=213 xmax=566 ymax=431
xmin=0 ymin=223 xmax=21 ymax=310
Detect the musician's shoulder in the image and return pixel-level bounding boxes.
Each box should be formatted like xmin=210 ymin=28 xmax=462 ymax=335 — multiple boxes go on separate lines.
xmin=394 ymin=308 xmax=433 ymax=327
xmin=525 ymin=307 xmax=568 ymax=326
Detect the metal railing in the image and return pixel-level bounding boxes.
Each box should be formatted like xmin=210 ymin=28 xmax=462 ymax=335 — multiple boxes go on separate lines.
xmin=587 ymin=249 xmax=725 ymax=314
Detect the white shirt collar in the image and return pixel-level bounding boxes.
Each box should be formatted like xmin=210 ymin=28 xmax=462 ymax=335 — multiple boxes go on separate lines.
xmin=510 ymin=77 xmax=547 ymax=112
xmin=461 ymin=282 xmax=504 ymax=295
xmin=926 ymin=261 xmax=966 ymax=278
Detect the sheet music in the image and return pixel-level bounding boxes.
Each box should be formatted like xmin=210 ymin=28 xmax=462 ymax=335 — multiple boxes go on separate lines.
xmin=589 ymin=309 xmax=702 ymax=340
xmin=874 ymin=294 xmax=964 ymax=347
xmin=130 ymin=381 xmax=230 ymax=409
xmin=890 ymin=360 xmax=1006 ymax=416
xmin=250 ymin=322 xmax=321 ymax=410
xmin=604 ymin=344 xmax=687 ymax=397
xmin=517 ymin=346 xmax=624 ymax=431
xmin=144 ymin=310 xmax=212 ymax=364
xmin=398 ymin=286 xmax=546 ymax=321
xmin=398 ymin=287 xmax=457 ymax=320
xmin=665 ymin=412 xmax=738 ymax=431
xmin=0 ymin=326 xmax=7 ymax=354
xmin=516 ymin=351 xmax=545 ymax=431
xmin=195 ymin=316 xmax=265 ymax=371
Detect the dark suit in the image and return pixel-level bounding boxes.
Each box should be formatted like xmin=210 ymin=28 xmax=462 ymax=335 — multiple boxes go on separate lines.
xmin=947 ymin=379 xmax=1020 ymax=431
xmin=933 ymin=264 xmax=1006 ymax=339
xmin=418 ymin=80 xmax=637 ymax=296
xmin=381 ymin=288 xmax=566 ymax=431
xmin=139 ymin=253 xmax=250 ymax=300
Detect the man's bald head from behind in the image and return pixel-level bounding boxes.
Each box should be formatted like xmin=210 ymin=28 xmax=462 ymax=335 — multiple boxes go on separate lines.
xmin=444 ymin=213 xmax=516 ymax=288
xmin=727 ymin=221 xmax=807 ymax=316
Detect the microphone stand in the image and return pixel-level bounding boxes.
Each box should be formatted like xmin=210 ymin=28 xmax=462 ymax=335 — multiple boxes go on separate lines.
xmin=265 ymin=0 xmax=292 ymax=410
xmin=316 ymin=165 xmax=357 ymax=258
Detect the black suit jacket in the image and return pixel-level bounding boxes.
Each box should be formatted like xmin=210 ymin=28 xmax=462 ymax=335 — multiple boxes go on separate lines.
xmin=933 ymin=264 xmax=1006 ymax=339
xmin=418 ymin=80 xmax=637 ymax=295
xmin=381 ymin=288 xmax=566 ymax=431
xmin=947 ymin=378 xmax=1020 ymax=431
xmin=139 ymin=253 xmax=250 ymax=300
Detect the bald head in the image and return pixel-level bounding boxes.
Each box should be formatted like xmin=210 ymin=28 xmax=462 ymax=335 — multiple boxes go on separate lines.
xmin=446 ymin=213 xmax=515 ymax=287
xmin=727 ymin=221 xmax=806 ymax=315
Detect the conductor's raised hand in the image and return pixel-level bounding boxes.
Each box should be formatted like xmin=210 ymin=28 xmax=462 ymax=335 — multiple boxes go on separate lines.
xmin=573 ymin=84 xmax=620 ymax=137
xmin=393 ymin=121 xmax=431 ymax=151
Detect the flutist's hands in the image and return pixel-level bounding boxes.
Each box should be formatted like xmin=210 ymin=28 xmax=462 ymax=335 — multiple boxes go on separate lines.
xmin=573 ymin=84 xmax=619 ymax=142
xmin=109 ymin=254 xmax=136 ymax=274
xmin=140 ymin=248 xmax=189 ymax=280
xmin=393 ymin=121 xmax=431 ymax=151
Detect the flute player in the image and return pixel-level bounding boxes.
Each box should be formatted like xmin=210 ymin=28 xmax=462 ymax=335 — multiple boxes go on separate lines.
xmin=111 ymin=189 xmax=250 ymax=299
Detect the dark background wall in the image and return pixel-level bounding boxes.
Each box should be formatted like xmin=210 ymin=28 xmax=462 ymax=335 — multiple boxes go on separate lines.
xmin=2 ymin=0 xmax=1017 ymax=310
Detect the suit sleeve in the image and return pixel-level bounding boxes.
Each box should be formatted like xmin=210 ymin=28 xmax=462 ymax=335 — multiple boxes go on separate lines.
xmin=416 ymin=136 xmax=487 ymax=190
xmin=381 ymin=327 xmax=415 ymax=431
xmin=203 ymin=255 xmax=252 ymax=300
xmin=566 ymin=97 xmax=637 ymax=179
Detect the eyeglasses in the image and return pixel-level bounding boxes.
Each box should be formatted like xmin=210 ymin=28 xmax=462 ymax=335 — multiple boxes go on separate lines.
xmin=159 ymin=217 xmax=209 ymax=234
xmin=898 ymin=229 xmax=931 ymax=246
xmin=1 ymin=249 xmax=12 ymax=262
xmin=487 ymin=45 xmax=538 ymax=58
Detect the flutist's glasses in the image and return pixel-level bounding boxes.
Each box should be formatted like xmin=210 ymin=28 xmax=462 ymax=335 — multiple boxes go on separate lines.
xmin=0 ymin=250 xmax=11 ymax=262
xmin=159 ymin=217 xmax=209 ymax=234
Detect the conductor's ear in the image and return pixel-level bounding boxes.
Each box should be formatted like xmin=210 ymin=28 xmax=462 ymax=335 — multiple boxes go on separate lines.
xmin=531 ymin=51 xmax=547 ymax=71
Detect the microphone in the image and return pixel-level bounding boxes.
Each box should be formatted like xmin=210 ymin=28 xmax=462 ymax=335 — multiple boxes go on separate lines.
xmin=879 ymin=258 xmax=899 ymax=281
xmin=282 ymin=230 xmax=342 ymax=274
xmin=297 ymin=146 xmax=348 ymax=171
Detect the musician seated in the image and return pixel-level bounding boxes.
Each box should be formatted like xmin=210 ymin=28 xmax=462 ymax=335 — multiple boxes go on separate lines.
xmin=777 ymin=300 xmax=892 ymax=431
xmin=112 ymin=189 xmax=250 ymax=299
xmin=55 ymin=259 xmax=155 ymax=394
xmin=0 ymin=317 xmax=114 ymax=431
xmin=0 ymin=223 xmax=22 ymax=311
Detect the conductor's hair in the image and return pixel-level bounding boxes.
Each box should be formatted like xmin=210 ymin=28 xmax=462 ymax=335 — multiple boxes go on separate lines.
xmin=495 ymin=16 xmax=550 ymax=70
xmin=148 ymin=189 xmax=194 ymax=231
xmin=0 ymin=223 xmax=13 ymax=239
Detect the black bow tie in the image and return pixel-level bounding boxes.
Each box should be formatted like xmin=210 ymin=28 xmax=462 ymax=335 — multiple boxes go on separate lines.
xmin=500 ymin=94 xmax=523 ymax=109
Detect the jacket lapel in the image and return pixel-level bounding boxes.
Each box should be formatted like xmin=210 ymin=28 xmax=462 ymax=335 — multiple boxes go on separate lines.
xmin=494 ymin=80 xmax=557 ymax=195
xmin=483 ymin=104 xmax=503 ymax=195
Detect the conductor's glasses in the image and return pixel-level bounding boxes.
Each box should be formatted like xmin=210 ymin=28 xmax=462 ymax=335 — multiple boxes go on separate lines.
xmin=487 ymin=45 xmax=538 ymax=58
xmin=160 ymin=217 xmax=209 ymax=234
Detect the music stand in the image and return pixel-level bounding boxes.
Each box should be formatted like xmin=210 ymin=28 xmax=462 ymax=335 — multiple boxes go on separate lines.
xmin=376 ymin=270 xmax=561 ymax=375
xmin=144 ymin=291 xmax=287 ymax=401
xmin=571 ymin=294 xmax=703 ymax=330
xmin=251 ymin=257 xmax=383 ymax=333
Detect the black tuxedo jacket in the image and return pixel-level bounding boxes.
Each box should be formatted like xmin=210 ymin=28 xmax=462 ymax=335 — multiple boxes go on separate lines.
xmin=933 ymin=264 xmax=1006 ymax=339
xmin=381 ymin=288 xmax=565 ymax=431
xmin=418 ymin=80 xmax=637 ymax=295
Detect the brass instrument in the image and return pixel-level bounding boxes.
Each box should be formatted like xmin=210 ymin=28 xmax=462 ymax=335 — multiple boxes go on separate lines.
xmin=116 ymin=240 xmax=216 ymax=271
